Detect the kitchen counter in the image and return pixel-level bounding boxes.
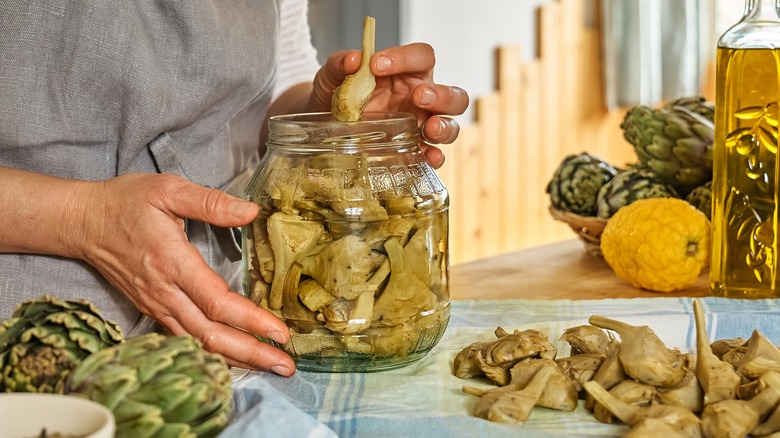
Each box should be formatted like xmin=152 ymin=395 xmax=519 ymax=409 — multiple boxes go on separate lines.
xmin=451 ymin=238 xmax=710 ymax=300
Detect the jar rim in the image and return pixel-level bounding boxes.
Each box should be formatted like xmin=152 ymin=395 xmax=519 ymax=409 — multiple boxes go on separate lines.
xmin=268 ymin=111 xmax=417 ymax=126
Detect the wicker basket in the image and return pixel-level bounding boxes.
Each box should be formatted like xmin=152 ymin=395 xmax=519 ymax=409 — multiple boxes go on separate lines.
xmin=548 ymin=206 xmax=608 ymax=257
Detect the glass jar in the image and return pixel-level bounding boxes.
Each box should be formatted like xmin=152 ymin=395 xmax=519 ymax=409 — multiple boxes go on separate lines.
xmin=241 ymin=112 xmax=450 ymax=372
xmin=711 ymin=0 xmax=780 ymax=298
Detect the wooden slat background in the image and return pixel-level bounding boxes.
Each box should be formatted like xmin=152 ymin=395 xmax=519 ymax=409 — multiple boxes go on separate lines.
xmin=436 ymin=0 xmax=715 ymax=265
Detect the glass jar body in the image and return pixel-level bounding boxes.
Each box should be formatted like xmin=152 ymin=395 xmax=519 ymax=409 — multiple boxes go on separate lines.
xmin=712 ymin=0 xmax=780 ymax=298
xmin=242 ymin=112 xmax=450 ymax=371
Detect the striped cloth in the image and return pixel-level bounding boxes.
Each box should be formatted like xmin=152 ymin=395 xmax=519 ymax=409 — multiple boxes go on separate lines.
xmin=221 ymin=297 xmax=780 ymax=438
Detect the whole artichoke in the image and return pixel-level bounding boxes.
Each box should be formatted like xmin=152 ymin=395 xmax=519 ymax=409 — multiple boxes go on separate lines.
xmin=0 ymin=295 xmax=124 ymax=393
xmin=686 ymin=180 xmax=712 ymax=220
xmin=621 ymin=96 xmax=714 ymax=195
xmin=66 ymin=333 xmax=233 ymax=438
xmin=596 ymin=167 xmax=680 ymax=218
xmin=547 ymin=153 xmax=619 ymax=216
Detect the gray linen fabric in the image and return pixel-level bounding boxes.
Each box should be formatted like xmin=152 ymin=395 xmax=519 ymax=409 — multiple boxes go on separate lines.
xmin=0 ymin=0 xmax=281 ymax=333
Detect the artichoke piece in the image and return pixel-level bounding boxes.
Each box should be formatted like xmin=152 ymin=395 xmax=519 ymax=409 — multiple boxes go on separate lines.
xmin=331 ymin=16 xmax=376 ymax=122
xmin=280 ymin=263 xmax=320 ymax=333
xmin=475 ymin=328 xmax=558 ymax=386
xmin=583 ymin=380 xmax=702 ymax=437
xmin=753 ymin=369 xmax=780 ymax=436
xmin=656 ymin=354 xmax=704 ymax=414
xmin=693 ymin=300 xmax=740 ymax=405
xmin=66 ymin=333 xmax=232 ymax=438
xmin=589 ymin=315 xmax=686 ymax=387
xmin=593 ymin=380 xmax=657 ymax=424
xmin=560 ymin=325 xmax=615 ymax=356
xmin=711 ymin=337 xmax=747 ymax=360
xmin=700 ymin=371 xmax=780 ymax=438
xmin=555 ymin=353 xmax=605 ymax=392
xmin=463 ymin=365 xmax=557 ymax=424
xmin=508 ymin=358 xmax=578 ymax=412
xmin=300 ymin=235 xmax=384 ymax=300
xmin=595 ymin=167 xmax=680 ymax=218
xmin=546 ymin=152 xmax=619 ymax=216
xmin=372 ymin=237 xmax=434 ymax=327
xmin=584 ymin=342 xmax=628 ymax=411
xmin=320 ymin=290 xmax=374 ymax=335
xmin=266 ymin=211 xmax=327 ymax=310
xmin=0 ymin=295 xmax=124 ymax=393
xmin=621 ymin=96 xmax=714 ymax=194
xmin=452 ymin=342 xmax=488 ymax=379
xmin=737 ymin=329 xmax=780 ymax=379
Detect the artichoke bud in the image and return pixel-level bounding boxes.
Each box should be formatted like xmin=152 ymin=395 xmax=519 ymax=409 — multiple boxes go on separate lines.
xmin=621 ymin=96 xmax=714 ymax=194
xmin=547 ymin=152 xmax=618 ymax=216
xmin=0 ymin=295 xmax=125 ymax=393
xmin=67 ymin=333 xmax=232 ymax=438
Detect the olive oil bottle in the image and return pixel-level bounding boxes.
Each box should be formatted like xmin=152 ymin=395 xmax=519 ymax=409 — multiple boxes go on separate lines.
xmin=712 ymin=0 xmax=780 ymax=298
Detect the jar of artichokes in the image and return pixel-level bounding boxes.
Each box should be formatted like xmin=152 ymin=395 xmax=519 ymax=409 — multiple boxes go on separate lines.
xmin=241 ymin=112 xmax=450 ymax=372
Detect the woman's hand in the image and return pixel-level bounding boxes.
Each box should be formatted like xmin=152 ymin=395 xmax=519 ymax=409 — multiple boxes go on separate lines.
xmin=74 ymin=173 xmax=296 ymax=376
xmin=311 ymin=43 xmax=470 ymax=168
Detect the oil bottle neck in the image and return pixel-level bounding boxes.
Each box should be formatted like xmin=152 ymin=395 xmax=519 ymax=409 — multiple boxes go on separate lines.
xmin=744 ymin=0 xmax=780 ymax=21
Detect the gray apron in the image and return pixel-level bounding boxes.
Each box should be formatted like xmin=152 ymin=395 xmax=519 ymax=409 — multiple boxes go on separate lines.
xmin=0 ymin=0 xmax=281 ymax=333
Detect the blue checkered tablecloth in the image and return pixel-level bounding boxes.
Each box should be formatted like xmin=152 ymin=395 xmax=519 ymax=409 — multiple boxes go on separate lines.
xmin=220 ymin=297 xmax=780 ymax=438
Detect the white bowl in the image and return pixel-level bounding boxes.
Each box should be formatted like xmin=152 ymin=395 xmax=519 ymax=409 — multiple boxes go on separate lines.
xmin=0 ymin=393 xmax=115 ymax=438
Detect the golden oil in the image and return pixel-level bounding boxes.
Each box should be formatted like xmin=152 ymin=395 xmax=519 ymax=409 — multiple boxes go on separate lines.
xmin=711 ymin=46 xmax=780 ymax=298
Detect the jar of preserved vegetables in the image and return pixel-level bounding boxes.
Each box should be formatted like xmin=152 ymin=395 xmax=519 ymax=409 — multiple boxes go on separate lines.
xmin=241 ymin=112 xmax=450 ymax=372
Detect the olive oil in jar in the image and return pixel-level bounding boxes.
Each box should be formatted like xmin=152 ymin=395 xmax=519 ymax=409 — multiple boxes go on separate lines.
xmin=711 ymin=46 xmax=780 ymax=298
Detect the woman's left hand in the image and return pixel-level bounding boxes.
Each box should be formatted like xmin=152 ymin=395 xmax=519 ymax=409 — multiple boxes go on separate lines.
xmin=311 ymin=43 xmax=470 ymax=168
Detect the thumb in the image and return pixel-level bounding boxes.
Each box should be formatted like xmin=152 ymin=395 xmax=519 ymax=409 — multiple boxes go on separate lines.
xmin=166 ymin=181 xmax=259 ymax=227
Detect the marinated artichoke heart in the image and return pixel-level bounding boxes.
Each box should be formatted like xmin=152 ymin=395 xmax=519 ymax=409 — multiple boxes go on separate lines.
xmin=245 ymin=152 xmax=448 ymax=360
xmin=595 ymin=167 xmax=680 ymax=218
xmin=66 ymin=333 xmax=232 ymax=438
xmin=546 ymin=152 xmax=618 ymax=216
xmin=621 ymin=96 xmax=714 ymax=195
xmin=0 ymin=295 xmax=124 ymax=394
xmin=331 ymin=16 xmax=376 ymax=122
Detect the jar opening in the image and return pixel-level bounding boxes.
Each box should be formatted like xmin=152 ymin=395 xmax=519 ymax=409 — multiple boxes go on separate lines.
xmin=267 ymin=112 xmax=420 ymax=150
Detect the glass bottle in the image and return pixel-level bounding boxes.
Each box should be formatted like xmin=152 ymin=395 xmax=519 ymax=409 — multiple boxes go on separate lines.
xmin=712 ymin=0 xmax=780 ymax=298
xmin=241 ymin=112 xmax=450 ymax=372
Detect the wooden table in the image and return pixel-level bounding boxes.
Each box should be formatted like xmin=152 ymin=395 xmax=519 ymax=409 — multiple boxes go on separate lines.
xmin=450 ymin=239 xmax=711 ymax=301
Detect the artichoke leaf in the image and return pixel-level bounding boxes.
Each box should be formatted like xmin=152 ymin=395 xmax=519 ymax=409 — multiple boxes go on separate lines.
xmin=372 ymin=237 xmax=433 ymax=327
xmin=300 ymin=235 xmax=384 ymax=300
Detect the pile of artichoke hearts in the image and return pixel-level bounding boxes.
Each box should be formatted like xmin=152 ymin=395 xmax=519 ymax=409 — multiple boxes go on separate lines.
xmin=453 ymin=300 xmax=780 ymax=437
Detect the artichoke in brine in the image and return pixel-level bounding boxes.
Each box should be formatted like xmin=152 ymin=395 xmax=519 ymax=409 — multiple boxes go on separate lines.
xmin=621 ymin=96 xmax=715 ymax=195
xmin=0 ymin=295 xmax=124 ymax=393
xmin=595 ymin=167 xmax=680 ymax=218
xmin=547 ymin=152 xmax=619 ymax=216
xmin=66 ymin=333 xmax=232 ymax=438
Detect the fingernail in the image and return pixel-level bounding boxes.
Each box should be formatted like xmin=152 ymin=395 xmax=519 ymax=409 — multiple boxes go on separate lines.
xmin=271 ymin=365 xmax=292 ymax=376
xmin=420 ymin=87 xmax=436 ymax=106
xmin=436 ymin=118 xmax=447 ymax=135
xmin=229 ymin=200 xmax=253 ymax=218
xmin=375 ymin=55 xmax=391 ymax=72
xmin=267 ymin=330 xmax=287 ymax=344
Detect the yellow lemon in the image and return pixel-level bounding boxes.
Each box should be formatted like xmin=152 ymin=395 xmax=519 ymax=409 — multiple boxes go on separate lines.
xmin=600 ymin=198 xmax=711 ymax=292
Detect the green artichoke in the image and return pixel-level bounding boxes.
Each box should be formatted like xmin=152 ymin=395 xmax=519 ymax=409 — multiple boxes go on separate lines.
xmin=685 ymin=180 xmax=712 ymax=220
xmin=547 ymin=152 xmax=619 ymax=216
xmin=66 ymin=333 xmax=233 ymax=438
xmin=621 ymin=96 xmax=714 ymax=195
xmin=0 ymin=295 xmax=124 ymax=393
xmin=596 ymin=167 xmax=680 ymax=218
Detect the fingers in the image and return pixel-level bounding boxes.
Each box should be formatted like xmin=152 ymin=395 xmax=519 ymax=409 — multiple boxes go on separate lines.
xmin=156 ymin=176 xmax=259 ymax=228
xmin=420 ymin=144 xmax=445 ymax=169
xmin=371 ymin=43 xmax=436 ymax=77
xmin=422 ymin=115 xmax=460 ymax=145
xmin=413 ymin=84 xmax=469 ymax=117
